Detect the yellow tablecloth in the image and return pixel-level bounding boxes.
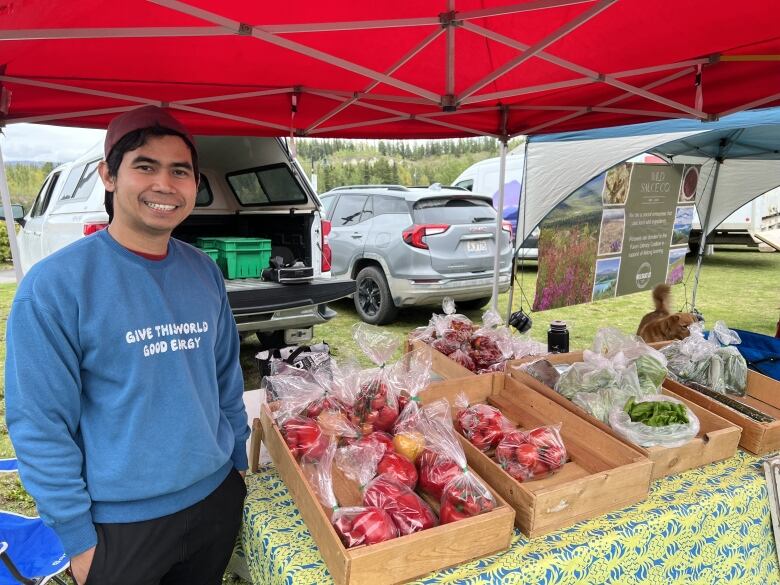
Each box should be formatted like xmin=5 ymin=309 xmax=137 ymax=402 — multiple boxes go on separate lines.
xmin=241 ymin=450 xmax=778 ymax=584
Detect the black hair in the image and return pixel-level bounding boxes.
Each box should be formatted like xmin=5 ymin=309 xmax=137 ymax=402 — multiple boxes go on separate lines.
xmin=104 ymin=125 xmax=199 ymax=222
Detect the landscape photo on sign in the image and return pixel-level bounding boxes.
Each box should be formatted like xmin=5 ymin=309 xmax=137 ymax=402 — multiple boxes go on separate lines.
xmin=592 ymin=257 xmax=621 ymax=302
xmin=602 ymin=162 xmax=632 ymax=205
xmin=666 ymin=248 xmax=687 ymax=285
xmin=532 ymin=175 xmax=604 ymax=311
xmin=671 ymin=206 xmax=694 ymax=246
xmin=679 ymin=166 xmax=699 ymax=203
xmin=598 ymin=208 xmax=626 ymax=255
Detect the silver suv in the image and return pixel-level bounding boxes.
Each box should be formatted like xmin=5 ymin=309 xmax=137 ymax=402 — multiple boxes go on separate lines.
xmin=320 ymin=184 xmax=512 ymax=324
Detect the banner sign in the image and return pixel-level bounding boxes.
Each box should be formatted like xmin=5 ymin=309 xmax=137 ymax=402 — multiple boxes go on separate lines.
xmin=533 ymin=162 xmax=699 ymax=311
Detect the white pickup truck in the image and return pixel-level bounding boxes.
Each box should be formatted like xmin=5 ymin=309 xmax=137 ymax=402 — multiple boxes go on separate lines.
xmin=10 ymin=135 xmax=355 ymax=347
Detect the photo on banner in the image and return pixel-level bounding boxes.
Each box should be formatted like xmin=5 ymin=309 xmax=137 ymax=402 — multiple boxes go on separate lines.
xmin=534 ymin=161 xmax=700 ymax=311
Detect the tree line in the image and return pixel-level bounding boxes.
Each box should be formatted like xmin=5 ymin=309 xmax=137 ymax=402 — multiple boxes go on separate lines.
xmin=295 ymin=137 xmax=523 ymax=193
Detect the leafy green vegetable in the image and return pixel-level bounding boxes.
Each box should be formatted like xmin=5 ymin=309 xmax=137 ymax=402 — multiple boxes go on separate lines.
xmin=623 ymin=397 xmax=689 ymax=427
xmin=634 ymin=354 xmax=668 ymax=394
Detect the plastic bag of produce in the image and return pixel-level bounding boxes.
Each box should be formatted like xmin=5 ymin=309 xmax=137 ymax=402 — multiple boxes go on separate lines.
xmin=350 ymin=324 xmax=402 ymax=433
xmin=391 ymin=348 xmax=433 ymax=462
xmin=454 ymin=393 xmax=514 ymax=452
xmin=590 ymin=327 xmax=668 ymax=394
xmin=280 ymin=415 xmax=331 ymax=460
xmin=303 ymin=441 xmax=400 ymax=547
xmin=416 ymin=399 xmax=497 ymax=524
xmin=662 ymin=321 xmax=747 ymax=396
xmin=609 ymin=394 xmax=700 ymax=448
xmin=431 ymin=297 xmax=474 ymax=345
xmin=555 ymin=351 xmax=647 ymax=423
xmin=336 ymin=441 xmax=436 ymax=535
xmin=495 ymin=425 xmax=567 ymax=482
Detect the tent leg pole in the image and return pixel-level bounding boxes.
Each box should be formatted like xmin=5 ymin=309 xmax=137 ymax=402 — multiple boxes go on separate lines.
xmin=506 ymin=139 xmax=530 ymax=323
xmin=0 ymin=141 xmax=23 ymax=283
xmin=491 ymin=140 xmax=508 ymax=313
xmin=690 ymin=157 xmax=721 ymax=313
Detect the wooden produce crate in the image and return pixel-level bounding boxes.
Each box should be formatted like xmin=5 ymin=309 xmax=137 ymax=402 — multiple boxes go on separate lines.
xmin=663 ymin=370 xmax=780 ymax=455
xmin=508 ymin=352 xmax=742 ymax=480
xmin=254 ymin=405 xmax=515 ymax=585
xmin=418 ymin=373 xmax=652 ymax=538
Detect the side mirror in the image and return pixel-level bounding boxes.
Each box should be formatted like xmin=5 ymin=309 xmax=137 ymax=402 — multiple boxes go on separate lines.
xmin=0 ymin=204 xmax=25 ymax=225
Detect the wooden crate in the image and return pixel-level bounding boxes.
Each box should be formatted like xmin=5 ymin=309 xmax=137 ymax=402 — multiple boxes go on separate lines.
xmin=663 ymin=371 xmax=780 ymax=455
xmin=508 ymin=352 xmax=742 ymax=480
xmin=418 ymin=373 xmax=652 ymax=538
xmin=255 ymin=405 xmax=515 ymax=585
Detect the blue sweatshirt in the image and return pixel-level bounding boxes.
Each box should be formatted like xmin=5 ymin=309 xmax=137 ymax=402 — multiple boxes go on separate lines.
xmin=5 ymin=229 xmax=249 ymax=557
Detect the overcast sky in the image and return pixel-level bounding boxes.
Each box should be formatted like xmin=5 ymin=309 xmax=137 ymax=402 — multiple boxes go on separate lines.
xmin=1 ymin=123 xmax=105 ymax=163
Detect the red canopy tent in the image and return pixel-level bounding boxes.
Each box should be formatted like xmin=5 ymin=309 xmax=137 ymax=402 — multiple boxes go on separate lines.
xmin=1 ymin=0 xmax=779 ymax=287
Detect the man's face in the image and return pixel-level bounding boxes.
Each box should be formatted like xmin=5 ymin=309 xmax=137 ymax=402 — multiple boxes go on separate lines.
xmin=100 ymin=134 xmax=197 ymax=238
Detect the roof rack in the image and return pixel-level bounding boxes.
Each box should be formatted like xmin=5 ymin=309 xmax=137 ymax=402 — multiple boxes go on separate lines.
xmin=329 ymin=184 xmax=410 ymax=192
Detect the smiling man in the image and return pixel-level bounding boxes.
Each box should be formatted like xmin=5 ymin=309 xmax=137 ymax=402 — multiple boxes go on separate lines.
xmin=5 ymin=106 xmax=249 ymax=585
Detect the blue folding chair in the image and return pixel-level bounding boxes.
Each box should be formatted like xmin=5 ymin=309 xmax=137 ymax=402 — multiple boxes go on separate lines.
xmin=0 ymin=459 xmax=19 ymax=474
xmin=0 ymin=462 xmax=69 ymax=585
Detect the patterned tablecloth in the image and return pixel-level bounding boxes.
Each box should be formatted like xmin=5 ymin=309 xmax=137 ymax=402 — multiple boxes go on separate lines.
xmin=242 ymin=450 xmax=779 ymax=584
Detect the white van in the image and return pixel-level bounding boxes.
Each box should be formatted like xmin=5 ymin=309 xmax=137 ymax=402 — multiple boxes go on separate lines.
xmin=9 ymin=136 xmax=355 ymax=347
xmin=452 ymin=153 xmax=539 ymax=259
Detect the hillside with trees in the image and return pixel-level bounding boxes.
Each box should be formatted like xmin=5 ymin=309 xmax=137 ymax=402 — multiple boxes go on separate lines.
xmin=295 ymin=137 xmax=524 ymax=192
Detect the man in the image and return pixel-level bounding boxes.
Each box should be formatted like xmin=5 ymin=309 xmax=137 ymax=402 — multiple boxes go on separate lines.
xmin=5 ymin=106 xmax=249 ymax=585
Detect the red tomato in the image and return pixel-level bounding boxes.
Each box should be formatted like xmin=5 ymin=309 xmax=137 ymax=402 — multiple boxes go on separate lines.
xmin=514 ymin=443 xmax=538 ymax=469
xmin=416 ymin=449 xmax=462 ymax=501
xmin=377 ymin=451 xmax=418 ymax=489
xmin=528 ymin=427 xmax=561 ymax=449
xmin=543 ymin=445 xmax=567 ymax=469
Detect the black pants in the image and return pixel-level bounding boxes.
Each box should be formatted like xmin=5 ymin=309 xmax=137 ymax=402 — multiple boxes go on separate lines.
xmin=85 ymin=468 xmax=246 ymax=585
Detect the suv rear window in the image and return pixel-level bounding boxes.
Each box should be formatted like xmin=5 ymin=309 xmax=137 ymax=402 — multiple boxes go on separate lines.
xmin=412 ymin=197 xmax=495 ymax=224
xmin=226 ymin=163 xmax=307 ymax=206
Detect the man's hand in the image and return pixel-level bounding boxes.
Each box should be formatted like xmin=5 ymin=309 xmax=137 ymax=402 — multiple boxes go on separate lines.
xmin=70 ymin=546 xmax=95 ymax=585
xmin=239 ymin=470 xmax=246 ymax=479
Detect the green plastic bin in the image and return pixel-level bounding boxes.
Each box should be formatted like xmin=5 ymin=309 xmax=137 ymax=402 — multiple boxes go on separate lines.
xmin=195 ymin=237 xmax=226 ymax=250
xmin=212 ymin=237 xmax=272 ymax=279
xmin=200 ymin=248 xmax=219 ymax=262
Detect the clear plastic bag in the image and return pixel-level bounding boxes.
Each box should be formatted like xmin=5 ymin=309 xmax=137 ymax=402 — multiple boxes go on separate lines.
xmin=431 ymin=297 xmax=474 ymax=345
xmin=350 ymin=324 xmax=402 ymax=433
xmin=609 ymin=394 xmax=700 ymax=448
xmin=336 ymin=441 xmax=436 ymax=536
xmin=363 ymin=475 xmax=438 ymax=535
xmin=416 ymin=399 xmax=497 ymax=523
xmin=495 ymin=425 xmax=567 ymax=482
xmin=510 ymin=336 xmax=548 ymax=360
xmin=280 ymin=415 xmax=331 ymax=460
xmin=303 ymin=440 xmax=399 ymax=548
xmin=454 ymin=393 xmax=514 ymax=452
xmin=555 ymin=351 xmax=647 ymax=423
xmin=590 ymin=327 xmax=668 ymax=394
xmin=391 ymin=348 xmax=433 ymax=462
xmin=662 ymin=321 xmax=747 ymax=396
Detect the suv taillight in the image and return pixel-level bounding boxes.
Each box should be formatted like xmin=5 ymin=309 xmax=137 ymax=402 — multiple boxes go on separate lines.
xmin=402 ymin=224 xmax=449 ymax=250
xmin=502 ymin=220 xmax=512 ymax=233
xmin=321 ymin=219 xmax=332 ymax=272
xmin=83 ymin=222 xmax=108 ymax=236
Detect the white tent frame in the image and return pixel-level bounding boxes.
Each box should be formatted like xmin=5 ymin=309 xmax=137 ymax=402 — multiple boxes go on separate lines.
xmin=1 ymin=0 xmax=777 ymax=293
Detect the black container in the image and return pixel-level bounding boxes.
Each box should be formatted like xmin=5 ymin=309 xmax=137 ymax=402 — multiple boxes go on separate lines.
xmin=547 ymin=320 xmax=569 ymax=354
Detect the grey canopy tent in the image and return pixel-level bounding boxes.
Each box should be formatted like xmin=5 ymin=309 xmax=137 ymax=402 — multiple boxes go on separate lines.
xmin=511 ymin=107 xmax=780 ymax=312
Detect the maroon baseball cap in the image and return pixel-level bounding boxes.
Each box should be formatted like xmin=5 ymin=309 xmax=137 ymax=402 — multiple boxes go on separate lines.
xmin=104 ymin=105 xmax=195 ymax=159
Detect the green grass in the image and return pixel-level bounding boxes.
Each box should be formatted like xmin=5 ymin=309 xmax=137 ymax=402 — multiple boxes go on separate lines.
xmin=1 ymin=248 xmax=778 ymax=582
xmin=306 ymin=248 xmax=780 ymax=368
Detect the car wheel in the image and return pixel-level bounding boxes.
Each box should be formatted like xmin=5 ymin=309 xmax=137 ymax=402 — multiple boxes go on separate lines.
xmin=354 ymin=266 xmax=398 ymax=325
xmin=456 ymin=297 xmax=492 ymax=311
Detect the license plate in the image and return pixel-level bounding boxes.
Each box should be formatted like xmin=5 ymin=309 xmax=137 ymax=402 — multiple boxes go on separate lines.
xmin=466 ymin=240 xmax=488 ymax=253
xmin=284 ymin=327 xmax=313 ymax=345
